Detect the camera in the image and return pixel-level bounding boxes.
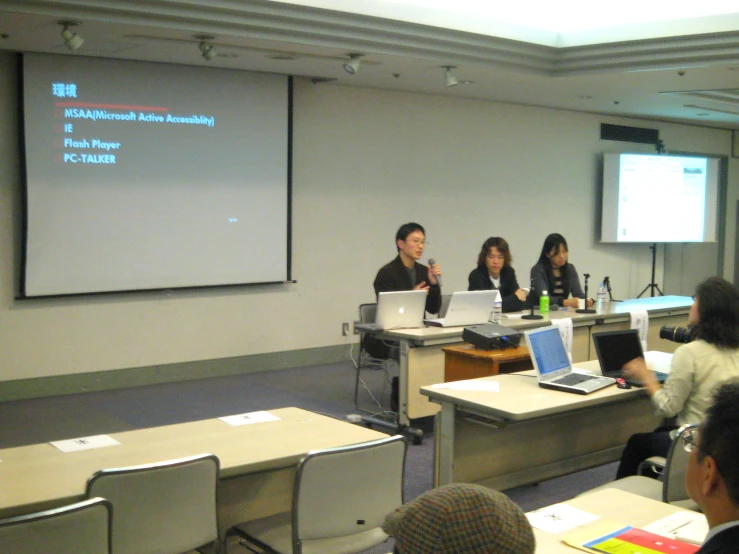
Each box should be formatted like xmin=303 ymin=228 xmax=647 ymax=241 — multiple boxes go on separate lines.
xmin=660 ymin=325 xmax=693 ymax=344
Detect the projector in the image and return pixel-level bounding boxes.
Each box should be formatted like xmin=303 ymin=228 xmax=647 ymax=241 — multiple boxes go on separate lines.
xmin=462 ymin=323 xmax=522 ymax=350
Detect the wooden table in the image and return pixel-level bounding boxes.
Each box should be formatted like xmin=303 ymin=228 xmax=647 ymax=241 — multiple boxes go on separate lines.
xmin=443 ymin=343 xmax=532 ymax=381
xmin=421 ymin=359 xmax=661 ymax=490
xmin=533 ymin=488 xmax=705 ymax=552
xmin=0 ymin=407 xmax=387 ymax=538
xmin=363 ymin=296 xmax=690 ymax=426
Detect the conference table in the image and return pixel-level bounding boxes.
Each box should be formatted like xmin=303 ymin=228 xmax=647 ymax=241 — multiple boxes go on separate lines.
xmin=0 ymin=407 xmax=388 ymax=537
xmin=532 ymin=488 xmax=706 ymax=552
xmin=421 ymin=358 xmax=663 ymax=490
xmin=368 ymin=295 xmax=691 ymax=426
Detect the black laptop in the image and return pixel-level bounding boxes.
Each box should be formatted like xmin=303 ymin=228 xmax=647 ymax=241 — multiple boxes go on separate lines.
xmin=592 ymin=329 xmax=669 ymax=385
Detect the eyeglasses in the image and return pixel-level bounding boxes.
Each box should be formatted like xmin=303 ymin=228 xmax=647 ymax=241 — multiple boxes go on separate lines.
xmin=681 ymin=426 xmax=700 ymax=453
xmin=406 ymin=239 xmax=426 ymax=246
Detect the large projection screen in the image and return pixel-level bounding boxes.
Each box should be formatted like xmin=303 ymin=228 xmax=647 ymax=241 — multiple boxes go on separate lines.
xmin=601 ymin=153 xmax=719 ymax=243
xmin=21 ymin=53 xmax=291 ymax=297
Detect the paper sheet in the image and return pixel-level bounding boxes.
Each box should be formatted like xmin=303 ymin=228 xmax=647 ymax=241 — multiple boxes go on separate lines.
xmin=527 ymin=503 xmax=600 ymax=534
xmin=51 ymin=434 xmax=121 ymax=452
xmin=630 ymin=310 xmax=649 ymax=351
xmin=219 ymin=410 xmax=281 ymax=426
xmin=431 ymin=380 xmax=500 ymax=392
xmin=643 ymin=512 xmax=709 ymax=545
xmin=552 ymin=318 xmax=574 ymax=362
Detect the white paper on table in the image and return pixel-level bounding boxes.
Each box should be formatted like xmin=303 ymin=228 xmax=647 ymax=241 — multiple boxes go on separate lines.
xmin=51 ymin=434 xmax=121 ymax=452
xmin=431 ymin=380 xmax=500 ymax=392
xmin=526 ymin=503 xmax=600 ymax=534
xmin=502 ymin=313 xmax=525 ymax=319
xmin=630 ymin=310 xmax=649 ymax=351
xmin=642 ymin=511 xmax=708 ymax=545
xmin=552 ymin=318 xmax=573 ymax=362
xmin=219 ymin=410 xmax=281 ymax=426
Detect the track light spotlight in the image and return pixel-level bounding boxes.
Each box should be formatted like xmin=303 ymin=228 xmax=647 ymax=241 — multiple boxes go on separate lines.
xmin=442 ymin=65 xmax=458 ymax=87
xmin=59 ymin=21 xmax=84 ymax=51
xmin=196 ymin=35 xmax=216 ymax=61
xmin=343 ymin=54 xmax=363 ymax=75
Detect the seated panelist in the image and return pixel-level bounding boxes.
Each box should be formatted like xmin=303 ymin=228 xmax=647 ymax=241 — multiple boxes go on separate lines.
xmin=530 ymin=233 xmax=592 ymax=309
xmin=468 ymin=237 xmax=526 ymax=313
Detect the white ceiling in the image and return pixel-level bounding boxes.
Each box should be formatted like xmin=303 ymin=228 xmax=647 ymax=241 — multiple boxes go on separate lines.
xmin=2 ymin=0 xmax=739 ymax=130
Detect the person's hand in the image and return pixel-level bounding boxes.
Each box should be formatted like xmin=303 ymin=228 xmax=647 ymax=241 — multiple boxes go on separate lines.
xmin=414 ymin=281 xmax=430 ymax=292
xmin=587 ymin=298 xmax=594 ymax=307
xmin=622 ymin=357 xmax=649 ymax=382
xmin=428 ymin=263 xmax=441 ymax=286
xmin=514 ymin=288 xmax=527 ymax=302
xmin=563 ymin=298 xmax=579 ymax=308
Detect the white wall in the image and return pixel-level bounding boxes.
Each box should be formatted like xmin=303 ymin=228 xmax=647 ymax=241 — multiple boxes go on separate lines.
xmin=0 ymin=52 xmax=735 ymax=381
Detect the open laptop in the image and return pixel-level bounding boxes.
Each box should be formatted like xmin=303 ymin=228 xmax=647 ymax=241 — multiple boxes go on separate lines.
xmin=424 ymin=290 xmax=499 ymax=327
xmin=524 ymin=325 xmax=616 ymax=395
xmin=365 ymin=290 xmax=427 ymax=330
xmin=592 ymin=329 xmax=669 ymax=385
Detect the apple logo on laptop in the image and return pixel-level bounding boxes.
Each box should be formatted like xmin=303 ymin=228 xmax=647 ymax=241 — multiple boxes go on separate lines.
xmin=398 ymin=306 xmax=405 ymax=314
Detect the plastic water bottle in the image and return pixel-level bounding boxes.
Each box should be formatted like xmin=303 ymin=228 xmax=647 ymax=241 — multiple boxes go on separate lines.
xmin=597 ymin=283 xmax=607 ymax=312
xmin=491 ymin=294 xmax=503 ymax=324
xmin=539 ymin=290 xmax=550 ymax=315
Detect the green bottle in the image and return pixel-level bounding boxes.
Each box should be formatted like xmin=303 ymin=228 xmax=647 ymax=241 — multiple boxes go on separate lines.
xmin=540 ymin=290 xmax=550 ymax=314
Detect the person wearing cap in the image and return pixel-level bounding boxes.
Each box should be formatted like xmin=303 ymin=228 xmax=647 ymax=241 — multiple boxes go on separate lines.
xmin=383 ymin=483 xmax=536 ymax=554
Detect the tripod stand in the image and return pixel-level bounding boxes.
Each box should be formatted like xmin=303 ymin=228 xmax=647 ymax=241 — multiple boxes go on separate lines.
xmin=637 ymin=243 xmax=664 ymax=298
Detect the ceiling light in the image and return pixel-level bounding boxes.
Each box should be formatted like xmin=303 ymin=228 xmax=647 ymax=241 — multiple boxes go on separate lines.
xmin=59 ymin=21 xmax=83 ymax=51
xmin=195 ymin=35 xmax=216 ymax=61
xmin=442 ymin=65 xmax=459 ymax=87
xmin=343 ymin=54 xmax=363 ymax=75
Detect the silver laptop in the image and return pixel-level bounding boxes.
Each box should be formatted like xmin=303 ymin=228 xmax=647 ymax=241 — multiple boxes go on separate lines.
xmin=424 ymin=290 xmax=499 ymax=327
xmin=368 ymin=290 xmax=427 ymax=330
xmin=524 ymin=325 xmax=615 ymax=395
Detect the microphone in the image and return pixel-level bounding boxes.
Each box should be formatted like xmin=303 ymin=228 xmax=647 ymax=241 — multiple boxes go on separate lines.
xmin=428 ymin=258 xmax=442 ymax=287
xmin=522 ymin=277 xmax=543 ymax=320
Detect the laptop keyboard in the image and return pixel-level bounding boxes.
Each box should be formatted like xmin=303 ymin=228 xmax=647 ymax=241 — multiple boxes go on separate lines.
xmin=553 ymin=373 xmax=596 ymax=386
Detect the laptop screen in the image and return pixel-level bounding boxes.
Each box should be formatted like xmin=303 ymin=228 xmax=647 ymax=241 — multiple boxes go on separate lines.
xmin=527 ymin=326 xmax=571 ymax=377
xmin=593 ymin=329 xmax=644 ymax=375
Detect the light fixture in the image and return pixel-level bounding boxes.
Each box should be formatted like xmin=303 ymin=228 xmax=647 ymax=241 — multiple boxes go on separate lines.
xmin=343 ymin=54 xmax=363 ymax=75
xmin=442 ymin=65 xmax=458 ymax=87
xmin=195 ymin=35 xmax=216 ymax=61
xmin=59 ymin=21 xmax=84 ymax=51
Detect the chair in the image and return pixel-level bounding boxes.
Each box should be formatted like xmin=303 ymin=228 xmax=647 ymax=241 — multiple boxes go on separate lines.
xmin=0 ymin=497 xmax=112 ymax=553
xmin=580 ymin=424 xmax=699 ymax=510
xmin=86 ymin=453 xmax=220 ymax=554
xmin=231 ymin=434 xmax=407 ymax=554
xmin=354 ymin=302 xmax=396 ymax=413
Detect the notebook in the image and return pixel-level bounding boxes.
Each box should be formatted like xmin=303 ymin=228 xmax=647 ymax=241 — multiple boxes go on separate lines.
xmin=424 ymin=290 xmax=499 ymax=327
xmin=592 ymin=329 xmax=669 ymax=385
xmin=368 ymin=290 xmax=427 ymax=330
xmin=524 ymin=325 xmax=616 ymax=395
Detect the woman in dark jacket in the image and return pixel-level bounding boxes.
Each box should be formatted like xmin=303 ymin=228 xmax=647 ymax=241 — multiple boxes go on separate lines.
xmin=530 ymin=233 xmax=592 ymax=309
xmin=468 ymin=237 xmax=527 ymax=313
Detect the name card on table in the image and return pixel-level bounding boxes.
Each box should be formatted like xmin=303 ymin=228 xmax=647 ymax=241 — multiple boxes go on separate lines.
xmin=51 ymin=434 xmax=121 ymax=452
xmin=219 ymin=410 xmax=281 ymax=426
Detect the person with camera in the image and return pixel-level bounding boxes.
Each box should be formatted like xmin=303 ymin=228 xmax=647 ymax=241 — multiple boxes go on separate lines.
xmin=615 ymin=276 xmax=739 ymax=478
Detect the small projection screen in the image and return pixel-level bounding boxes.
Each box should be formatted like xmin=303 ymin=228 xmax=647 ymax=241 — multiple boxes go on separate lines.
xmin=21 ymin=53 xmax=291 ymax=297
xmin=601 ymin=153 xmax=719 ymax=243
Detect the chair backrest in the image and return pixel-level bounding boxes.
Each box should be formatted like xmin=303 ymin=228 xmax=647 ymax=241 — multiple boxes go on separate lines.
xmin=293 ymin=435 xmax=407 ymax=553
xmin=86 ymin=453 xmax=219 ymax=554
xmin=0 ymin=497 xmax=112 ymax=554
xmin=663 ymin=424 xmax=697 ymax=503
xmin=359 ymin=303 xmax=377 ymax=325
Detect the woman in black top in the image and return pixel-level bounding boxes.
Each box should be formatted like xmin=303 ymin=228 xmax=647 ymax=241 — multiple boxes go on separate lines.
xmin=468 ymin=237 xmax=527 ymax=313
xmin=530 ymin=233 xmax=592 ymax=309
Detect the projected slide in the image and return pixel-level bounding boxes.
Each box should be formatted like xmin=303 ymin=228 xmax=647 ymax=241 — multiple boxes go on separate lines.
xmin=601 ymin=153 xmax=718 ymax=244
xmin=22 ymin=54 xmax=290 ymax=296
xmin=617 ymin=155 xmax=707 ymax=242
